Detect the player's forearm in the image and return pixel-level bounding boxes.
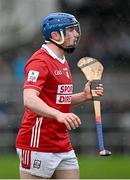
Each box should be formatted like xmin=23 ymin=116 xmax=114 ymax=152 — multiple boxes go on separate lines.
xmin=24 ymin=95 xmax=60 ymax=119
xmin=71 ymin=92 xmax=92 ymax=105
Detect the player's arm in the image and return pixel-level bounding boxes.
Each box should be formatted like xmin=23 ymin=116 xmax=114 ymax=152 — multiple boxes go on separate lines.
xmin=24 ymin=88 xmax=81 ymax=130
xmin=24 ymin=88 xmax=60 ymax=119
xmin=71 ymin=81 xmax=103 ymax=105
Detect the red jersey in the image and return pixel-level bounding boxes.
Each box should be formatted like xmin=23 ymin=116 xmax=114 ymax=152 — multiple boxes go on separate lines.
xmin=16 ymin=44 xmax=73 ymax=152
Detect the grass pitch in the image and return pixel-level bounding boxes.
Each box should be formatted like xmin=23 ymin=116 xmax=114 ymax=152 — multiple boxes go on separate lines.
xmin=0 ymin=154 xmax=130 ymax=179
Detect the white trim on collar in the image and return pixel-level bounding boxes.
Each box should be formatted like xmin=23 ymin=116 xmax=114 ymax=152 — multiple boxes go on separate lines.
xmin=41 ymin=44 xmax=66 ymax=64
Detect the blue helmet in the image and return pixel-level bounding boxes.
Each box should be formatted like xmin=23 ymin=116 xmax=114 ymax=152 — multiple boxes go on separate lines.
xmin=41 ymin=12 xmax=79 ymax=40
xmin=41 ymin=12 xmax=81 ymax=53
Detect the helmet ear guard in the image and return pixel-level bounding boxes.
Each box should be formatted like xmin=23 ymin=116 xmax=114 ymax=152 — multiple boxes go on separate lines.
xmin=50 ymin=30 xmax=65 ymax=45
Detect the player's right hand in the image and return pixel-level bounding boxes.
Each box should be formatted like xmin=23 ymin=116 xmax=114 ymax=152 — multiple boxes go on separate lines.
xmin=56 ymin=112 xmax=81 ymax=130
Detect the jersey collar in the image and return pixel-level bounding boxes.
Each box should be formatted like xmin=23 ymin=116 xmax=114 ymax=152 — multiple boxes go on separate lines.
xmin=41 ymin=44 xmax=66 ymax=64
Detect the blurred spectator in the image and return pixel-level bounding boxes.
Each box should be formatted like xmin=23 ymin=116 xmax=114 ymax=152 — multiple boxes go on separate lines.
xmin=0 ymin=56 xmax=14 ymax=102
xmin=0 ymin=57 xmax=14 ymax=128
xmin=12 ymin=48 xmax=30 ymax=85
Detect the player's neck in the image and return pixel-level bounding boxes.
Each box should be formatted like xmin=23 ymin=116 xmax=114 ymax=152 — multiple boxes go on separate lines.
xmin=46 ymin=43 xmax=65 ymax=59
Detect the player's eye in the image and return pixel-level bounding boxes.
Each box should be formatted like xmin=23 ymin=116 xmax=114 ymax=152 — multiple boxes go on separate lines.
xmin=68 ymin=27 xmax=75 ymax=32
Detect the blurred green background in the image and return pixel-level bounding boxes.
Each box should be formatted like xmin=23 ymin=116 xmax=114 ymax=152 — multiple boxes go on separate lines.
xmin=0 ymin=154 xmax=130 ymax=179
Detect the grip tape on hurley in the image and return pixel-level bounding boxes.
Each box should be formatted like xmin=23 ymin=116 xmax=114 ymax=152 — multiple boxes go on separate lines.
xmin=91 ymin=80 xmax=101 ymax=101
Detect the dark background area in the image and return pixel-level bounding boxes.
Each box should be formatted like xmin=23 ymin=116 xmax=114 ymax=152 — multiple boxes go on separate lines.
xmin=1 ymin=0 xmax=130 ymax=70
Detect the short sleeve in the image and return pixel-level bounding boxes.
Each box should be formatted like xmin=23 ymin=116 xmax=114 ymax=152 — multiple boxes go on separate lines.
xmin=24 ymin=59 xmax=49 ymax=92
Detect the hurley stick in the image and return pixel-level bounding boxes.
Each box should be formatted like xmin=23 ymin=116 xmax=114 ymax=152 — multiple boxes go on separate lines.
xmin=77 ymin=57 xmax=111 ymax=156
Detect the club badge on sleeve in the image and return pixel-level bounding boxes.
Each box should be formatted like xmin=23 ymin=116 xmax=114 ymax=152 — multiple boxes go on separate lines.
xmin=27 ymin=70 xmax=39 ymax=82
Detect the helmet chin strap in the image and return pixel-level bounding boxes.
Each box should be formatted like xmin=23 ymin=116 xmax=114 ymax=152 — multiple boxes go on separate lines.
xmin=62 ymin=46 xmax=76 ymax=53
xmin=50 ymin=39 xmax=76 ymax=54
xmin=49 ymin=30 xmax=76 ymax=54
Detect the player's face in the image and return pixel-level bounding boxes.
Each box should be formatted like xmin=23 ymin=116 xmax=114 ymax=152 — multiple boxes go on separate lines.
xmin=63 ymin=24 xmax=81 ymax=48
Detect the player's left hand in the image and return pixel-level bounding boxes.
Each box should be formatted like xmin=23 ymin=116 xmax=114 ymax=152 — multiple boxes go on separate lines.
xmin=83 ymin=81 xmax=104 ymax=100
xmin=94 ymin=83 xmax=104 ymax=96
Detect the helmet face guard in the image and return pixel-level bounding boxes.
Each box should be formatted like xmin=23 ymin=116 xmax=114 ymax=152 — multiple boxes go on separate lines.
xmin=63 ymin=23 xmax=81 ymax=53
xmin=41 ymin=12 xmax=81 ymax=53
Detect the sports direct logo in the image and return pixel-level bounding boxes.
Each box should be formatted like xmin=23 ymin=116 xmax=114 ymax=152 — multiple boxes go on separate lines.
xmin=56 ymin=84 xmax=73 ymax=104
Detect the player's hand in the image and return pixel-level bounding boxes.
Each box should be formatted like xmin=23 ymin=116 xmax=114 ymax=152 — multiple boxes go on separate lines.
xmin=83 ymin=81 xmax=104 ymax=100
xmin=56 ymin=112 xmax=81 ymax=130
xmin=95 ymin=83 xmax=104 ymax=96
xmin=83 ymin=81 xmax=92 ymax=100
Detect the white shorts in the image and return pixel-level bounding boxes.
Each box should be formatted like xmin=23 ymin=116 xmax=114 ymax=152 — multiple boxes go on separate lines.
xmin=16 ymin=148 xmax=79 ymax=178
